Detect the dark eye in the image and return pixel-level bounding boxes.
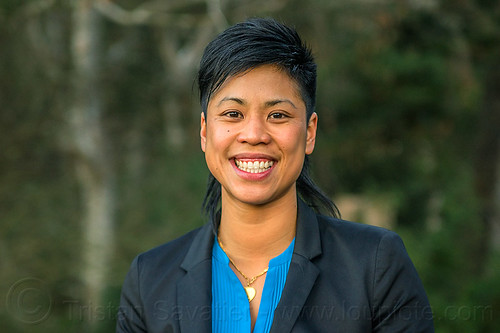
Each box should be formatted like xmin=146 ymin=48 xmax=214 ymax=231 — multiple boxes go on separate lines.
xmin=269 ymin=112 xmax=287 ymax=119
xmin=224 ymin=111 xmax=242 ymax=118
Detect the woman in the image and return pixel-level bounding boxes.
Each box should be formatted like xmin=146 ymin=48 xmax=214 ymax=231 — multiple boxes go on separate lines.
xmin=117 ymin=18 xmax=434 ymax=333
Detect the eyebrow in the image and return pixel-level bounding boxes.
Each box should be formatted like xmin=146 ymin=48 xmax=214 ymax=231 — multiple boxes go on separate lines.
xmin=217 ymin=97 xmax=245 ymax=106
xmin=217 ymin=97 xmax=297 ymax=109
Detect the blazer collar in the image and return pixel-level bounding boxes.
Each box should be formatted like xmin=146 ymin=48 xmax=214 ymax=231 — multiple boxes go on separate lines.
xmin=180 ymin=222 xmax=214 ymax=271
xmin=270 ymin=199 xmax=323 ymax=332
xmin=294 ymin=198 xmax=322 ymax=260
xmin=177 ymin=222 xmax=214 ymax=333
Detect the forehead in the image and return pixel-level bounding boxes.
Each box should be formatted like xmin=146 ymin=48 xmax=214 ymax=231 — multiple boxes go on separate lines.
xmin=209 ymin=65 xmax=304 ymax=107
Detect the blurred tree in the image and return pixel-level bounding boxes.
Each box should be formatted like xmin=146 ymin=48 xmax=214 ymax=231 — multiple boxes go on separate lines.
xmin=94 ymin=0 xmax=228 ymax=150
xmin=68 ymin=0 xmax=115 ymax=328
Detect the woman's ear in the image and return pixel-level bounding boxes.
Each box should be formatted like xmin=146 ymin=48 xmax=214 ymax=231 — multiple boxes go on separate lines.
xmin=305 ymin=112 xmax=318 ymax=155
xmin=200 ymin=112 xmax=207 ymax=152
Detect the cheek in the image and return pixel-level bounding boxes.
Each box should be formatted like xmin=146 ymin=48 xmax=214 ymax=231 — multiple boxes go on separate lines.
xmin=206 ymin=125 xmax=233 ymax=154
xmin=280 ymin=128 xmax=307 ymax=153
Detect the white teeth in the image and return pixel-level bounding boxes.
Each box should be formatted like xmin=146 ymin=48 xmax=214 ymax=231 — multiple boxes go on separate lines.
xmin=235 ymin=159 xmax=274 ymax=173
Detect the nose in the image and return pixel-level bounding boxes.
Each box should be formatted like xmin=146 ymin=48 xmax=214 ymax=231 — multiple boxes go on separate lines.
xmin=237 ymin=115 xmax=271 ymax=145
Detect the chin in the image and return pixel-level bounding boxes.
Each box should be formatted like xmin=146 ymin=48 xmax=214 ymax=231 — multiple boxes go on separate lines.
xmin=223 ymin=189 xmax=273 ymax=207
xmin=237 ymin=196 xmax=273 ymax=206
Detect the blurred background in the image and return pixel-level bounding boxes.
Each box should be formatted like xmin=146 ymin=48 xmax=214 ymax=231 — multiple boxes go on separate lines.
xmin=1 ymin=0 xmax=499 ymax=332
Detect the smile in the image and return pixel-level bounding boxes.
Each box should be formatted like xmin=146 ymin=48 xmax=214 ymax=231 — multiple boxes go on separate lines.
xmin=235 ymin=159 xmax=274 ymax=173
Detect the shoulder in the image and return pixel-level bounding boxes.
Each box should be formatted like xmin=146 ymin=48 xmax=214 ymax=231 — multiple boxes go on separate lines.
xmin=118 ymin=225 xmax=213 ymax=331
xmin=313 ymin=214 xmax=411 ymax=273
xmin=313 ymin=218 xmax=435 ymax=330
xmin=317 ymin=214 xmax=402 ymax=248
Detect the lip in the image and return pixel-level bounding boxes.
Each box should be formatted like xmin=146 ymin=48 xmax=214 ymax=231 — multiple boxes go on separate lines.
xmin=230 ymin=153 xmax=276 ymax=180
xmin=232 ymin=153 xmax=276 ymax=161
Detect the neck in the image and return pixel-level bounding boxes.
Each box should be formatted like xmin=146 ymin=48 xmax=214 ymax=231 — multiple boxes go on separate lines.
xmin=218 ymin=190 xmax=297 ymax=263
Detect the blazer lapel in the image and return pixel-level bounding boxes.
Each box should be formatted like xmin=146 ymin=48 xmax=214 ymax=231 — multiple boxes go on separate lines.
xmin=270 ymin=199 xmax=322 ymax=332
xmin=177 ymin=223 xmax=214 ymax=333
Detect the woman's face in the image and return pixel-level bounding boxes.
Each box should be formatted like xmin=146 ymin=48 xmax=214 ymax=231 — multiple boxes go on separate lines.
xmin=200 ymin=64 xmax=317 ymax=208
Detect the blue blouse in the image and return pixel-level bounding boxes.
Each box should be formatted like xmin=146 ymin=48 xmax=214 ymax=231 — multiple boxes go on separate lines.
xmin=212 ymin=237 xmax=295 ymax=333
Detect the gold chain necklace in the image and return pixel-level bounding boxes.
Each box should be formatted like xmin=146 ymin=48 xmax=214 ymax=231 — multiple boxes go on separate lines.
xmin=217 ymin=238 xmax=268 ymax=302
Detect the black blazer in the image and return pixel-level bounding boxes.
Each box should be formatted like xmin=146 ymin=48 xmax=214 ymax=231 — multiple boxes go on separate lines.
xmin=117 ymin=200 xmax=434 ymax=332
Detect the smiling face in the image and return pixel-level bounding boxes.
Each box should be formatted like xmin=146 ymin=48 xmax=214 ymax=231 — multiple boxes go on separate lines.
xmin=200 ymin=64 xmax=317 ymax=208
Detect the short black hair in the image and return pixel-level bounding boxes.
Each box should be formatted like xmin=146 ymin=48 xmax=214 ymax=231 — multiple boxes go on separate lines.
xmin=198 ymin=17 xmax=316 ymax=118
xmin=198 ymin=18 xmax=339 ymax=222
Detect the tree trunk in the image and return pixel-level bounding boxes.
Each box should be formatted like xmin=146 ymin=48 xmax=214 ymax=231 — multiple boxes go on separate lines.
xmin=70 ymin=0 xmax=115 ymax=325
